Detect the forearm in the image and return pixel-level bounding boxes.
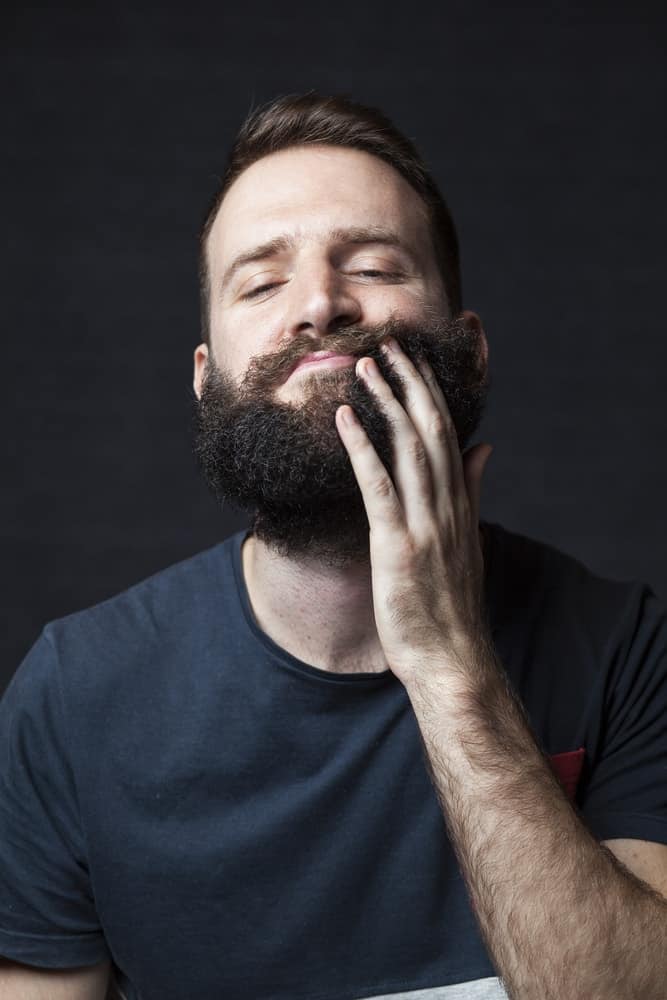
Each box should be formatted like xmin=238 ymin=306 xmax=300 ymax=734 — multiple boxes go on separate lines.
xmin=405 ymin=633 xmax=667 ymax=1000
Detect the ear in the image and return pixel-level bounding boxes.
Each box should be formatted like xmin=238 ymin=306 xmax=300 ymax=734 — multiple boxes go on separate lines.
xmin=193 ymin=343 xmax=209 ymax=400
xmin=460 ymin=309 xmax=488 ymax=371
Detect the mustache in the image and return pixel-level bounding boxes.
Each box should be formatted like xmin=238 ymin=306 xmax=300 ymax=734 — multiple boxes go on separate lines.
xmin=231 ymin=313 xmax=474 ymax=391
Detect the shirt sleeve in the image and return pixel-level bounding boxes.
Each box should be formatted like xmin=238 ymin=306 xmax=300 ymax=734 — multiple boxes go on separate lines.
xmin=579 ymin=581 xmax=667 ymax=845
xmin=0 ymin=627 xmax=111 ymax=967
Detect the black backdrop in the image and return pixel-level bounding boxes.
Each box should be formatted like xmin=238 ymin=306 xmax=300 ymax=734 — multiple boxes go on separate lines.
xmin=3 ymin=2 xmax=666 ymax=691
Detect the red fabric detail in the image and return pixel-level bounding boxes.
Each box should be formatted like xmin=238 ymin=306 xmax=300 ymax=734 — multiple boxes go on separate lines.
xmin=547 ymin=747 xmax=586 ymax=801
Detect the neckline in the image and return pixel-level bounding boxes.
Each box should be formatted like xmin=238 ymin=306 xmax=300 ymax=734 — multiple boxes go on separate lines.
xmin=229 ymin=520 xmax=499 ymax=685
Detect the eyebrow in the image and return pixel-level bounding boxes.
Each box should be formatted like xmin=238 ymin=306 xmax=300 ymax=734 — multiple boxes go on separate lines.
xmin=219 ymin=225 xmax=416 ymax=296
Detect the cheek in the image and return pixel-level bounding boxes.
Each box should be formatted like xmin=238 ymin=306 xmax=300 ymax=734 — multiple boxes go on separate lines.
xmin=366 ymin=285 xmax=434 ymax=322
xmin=209 ymin=310 xmax=259 ymax=375
xmin=228 ymin=328 xmax=283 ymax=386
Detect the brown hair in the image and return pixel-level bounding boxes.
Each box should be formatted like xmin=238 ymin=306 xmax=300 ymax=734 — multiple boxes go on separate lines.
xmin=197 ymin=90 xmax=462 ymax=345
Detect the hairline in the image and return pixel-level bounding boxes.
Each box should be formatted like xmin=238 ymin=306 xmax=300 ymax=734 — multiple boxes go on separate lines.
xmin=200 ymin=144 xmax=455 ymax=337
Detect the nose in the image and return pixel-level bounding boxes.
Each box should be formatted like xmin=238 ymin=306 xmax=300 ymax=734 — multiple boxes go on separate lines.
xmin=284 ymin=262 xmax=362 ymax=340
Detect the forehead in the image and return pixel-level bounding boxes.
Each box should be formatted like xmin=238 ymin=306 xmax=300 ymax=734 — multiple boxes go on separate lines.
xmin=206 ymin=144 xmax=433 ymax=278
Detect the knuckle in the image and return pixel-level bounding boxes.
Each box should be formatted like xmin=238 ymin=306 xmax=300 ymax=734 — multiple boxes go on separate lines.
xmin=408 ymin=436 xmax=428 ymax=467
xmin=371 ymin=473 xmax=394 ymax=499
xmin=427 ymin=413 xmax=449 ymax=438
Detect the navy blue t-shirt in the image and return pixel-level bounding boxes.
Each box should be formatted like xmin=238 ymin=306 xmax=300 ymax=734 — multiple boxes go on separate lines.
xmin=1 ymin=521 xmax=666 ymax=999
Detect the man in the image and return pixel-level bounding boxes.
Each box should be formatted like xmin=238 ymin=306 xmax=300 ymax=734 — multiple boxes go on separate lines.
xmin=1 ymin=92 xmax=666 ymax=1000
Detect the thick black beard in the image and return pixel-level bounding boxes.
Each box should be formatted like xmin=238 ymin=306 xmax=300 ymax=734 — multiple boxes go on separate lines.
xmin=191 ymin=315 xmax=490 ymax=569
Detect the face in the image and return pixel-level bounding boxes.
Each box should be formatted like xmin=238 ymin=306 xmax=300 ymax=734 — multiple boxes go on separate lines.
xmin=192 ymin=145 xmax=489 ymax=569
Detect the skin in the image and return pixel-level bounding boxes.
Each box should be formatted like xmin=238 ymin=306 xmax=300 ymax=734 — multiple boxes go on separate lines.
xmin=193 ymin=144 xmax=489 ymax=675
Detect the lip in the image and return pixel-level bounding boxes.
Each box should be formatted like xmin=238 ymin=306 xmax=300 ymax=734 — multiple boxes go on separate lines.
xmin=289 ymin=352 xmax=357 ymax=377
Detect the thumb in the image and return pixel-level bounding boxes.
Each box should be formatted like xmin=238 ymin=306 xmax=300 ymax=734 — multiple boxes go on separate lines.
xmin=462 ymin=443 xmax=493 ymax=528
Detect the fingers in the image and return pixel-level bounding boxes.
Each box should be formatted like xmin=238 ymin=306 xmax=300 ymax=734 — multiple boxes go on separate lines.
xmin=355 ymin=354 xmax=434 ymax=529
xmin=336 ymin=335 xmax=473 ymax=541
xmin=371 ymin=339 xmax=465 ymax=530
xmin=335 ymin=401 xmax=404 ymax=532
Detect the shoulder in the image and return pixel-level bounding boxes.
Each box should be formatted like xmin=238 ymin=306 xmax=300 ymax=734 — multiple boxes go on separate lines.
xmin=483 ymin=519 xmax=664 ymax=638
xmin=30 ymin=535 xmax=242 ymax=705
xmin=45 ymin=537 xmax=229 ymax=647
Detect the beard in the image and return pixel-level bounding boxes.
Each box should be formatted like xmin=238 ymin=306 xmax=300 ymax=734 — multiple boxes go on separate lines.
xmin=192 ymin=314 xmax=490 ymax=570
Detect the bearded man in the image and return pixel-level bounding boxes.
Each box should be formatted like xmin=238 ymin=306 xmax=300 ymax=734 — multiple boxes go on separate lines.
xmin=1 ymin=91 xmax=666 ymax=1000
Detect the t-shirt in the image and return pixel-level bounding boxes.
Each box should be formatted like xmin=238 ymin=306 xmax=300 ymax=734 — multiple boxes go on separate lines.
xmin=1 ymin=520 xmax=666 ymax=1000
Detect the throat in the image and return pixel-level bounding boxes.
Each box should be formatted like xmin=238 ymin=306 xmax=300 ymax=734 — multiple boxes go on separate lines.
xmin=239 ymin=532 xmax=386 ymax=674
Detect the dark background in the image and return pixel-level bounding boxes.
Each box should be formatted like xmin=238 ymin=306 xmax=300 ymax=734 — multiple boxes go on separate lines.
xmin=3 ymin=2 xmax=666 ymax=691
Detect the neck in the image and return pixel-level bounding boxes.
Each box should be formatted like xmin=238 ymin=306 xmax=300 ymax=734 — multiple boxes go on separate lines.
xmin=241 ymin=525 xmax=487 ymax=676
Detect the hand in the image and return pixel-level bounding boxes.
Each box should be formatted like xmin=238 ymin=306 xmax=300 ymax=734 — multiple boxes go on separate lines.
xmin=335 ymin=335 xmax=493 ymax=688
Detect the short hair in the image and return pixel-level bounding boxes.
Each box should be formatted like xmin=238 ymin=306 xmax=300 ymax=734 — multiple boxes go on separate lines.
xmin=198 ymin=91 xmax=462 ymax=345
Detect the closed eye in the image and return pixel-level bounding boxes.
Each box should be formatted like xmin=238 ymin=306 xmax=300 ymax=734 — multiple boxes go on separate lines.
xmin=241 ymin=270 xmax=401 ymax=301
xmin=241 ymin=282 xmax=280 ymax=300
xmin=356 ymin=269 xmax=399 ymax=278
